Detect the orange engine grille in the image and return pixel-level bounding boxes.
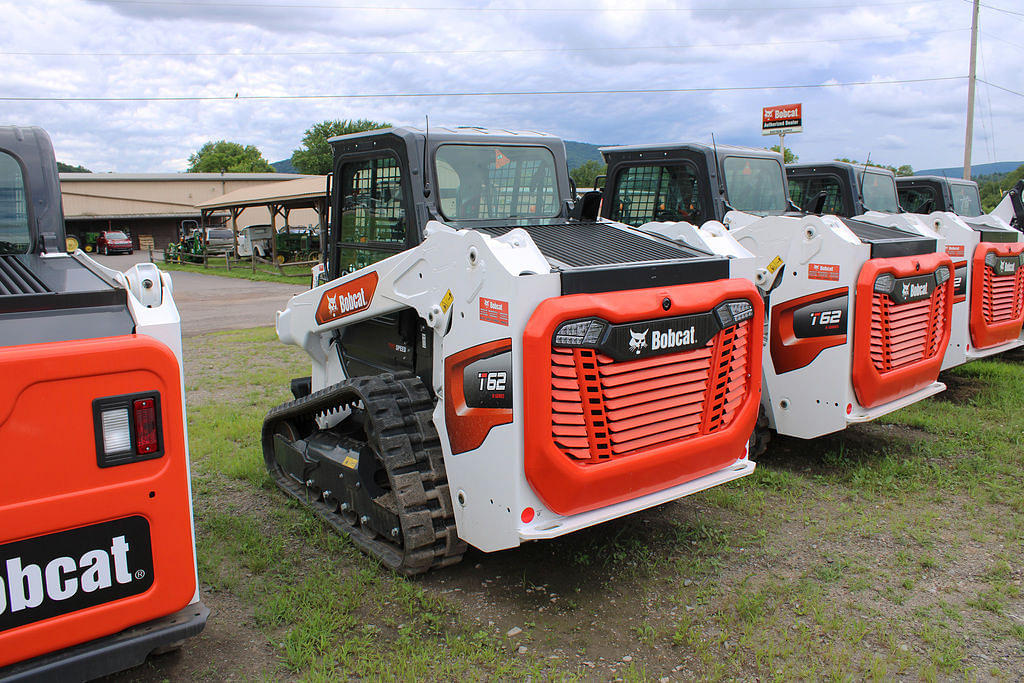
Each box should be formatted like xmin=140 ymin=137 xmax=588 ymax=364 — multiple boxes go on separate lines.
xmin=550 ymin=320 xmax=750 ymax=463
xmin=981 ymin=266 xmax=1024 ymax=325
xmin=870 ymin=286 xmax=947 ymax=373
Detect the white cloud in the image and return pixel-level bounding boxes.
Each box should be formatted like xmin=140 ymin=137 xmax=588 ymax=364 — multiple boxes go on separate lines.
xmin=1 ymin=0 xmax=1019 ymax=172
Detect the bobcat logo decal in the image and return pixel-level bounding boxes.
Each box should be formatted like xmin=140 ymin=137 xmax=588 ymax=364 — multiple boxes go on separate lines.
xmin=628 ymin=329 xmax=648 ymax=355
xmin=315 ymin=272 xmax=379 ymax=325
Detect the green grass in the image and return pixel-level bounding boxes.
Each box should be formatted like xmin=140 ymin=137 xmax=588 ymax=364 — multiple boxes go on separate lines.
xmin=182 ymin=331 xmax=1024 ymax=679
xmin=162 ymin=260 xmax=313 ymax=283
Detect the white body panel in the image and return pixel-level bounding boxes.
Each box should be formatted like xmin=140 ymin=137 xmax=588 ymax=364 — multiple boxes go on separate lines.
xmin=276 ymin=223 xmax=757 ymax=552
xmin=720 ymin=212 xmax=944 ymax=439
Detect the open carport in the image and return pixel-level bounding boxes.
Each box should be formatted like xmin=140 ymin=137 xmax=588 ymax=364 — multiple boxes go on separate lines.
xmin=194 ymin=175 xmax=328 ymax=266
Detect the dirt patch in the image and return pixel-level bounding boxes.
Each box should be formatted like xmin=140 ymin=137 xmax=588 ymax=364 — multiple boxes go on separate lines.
xmin=936 ymin=370 xmax=985 ymax=405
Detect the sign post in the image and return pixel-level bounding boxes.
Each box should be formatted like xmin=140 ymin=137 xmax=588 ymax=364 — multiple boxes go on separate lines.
xmin=762 ymin=103 xmax=803 ymax=162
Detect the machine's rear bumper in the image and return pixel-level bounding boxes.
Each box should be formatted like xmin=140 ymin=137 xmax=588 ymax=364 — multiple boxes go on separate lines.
xmin=0 ymin=602 xmax=209 ymax=683
xmin=518 ymin=458 xmax=755 ymax=541
xmin=847 ymin=381 xmax=946 ymax=424
xmin=966 ymin=338 xmax=1024 ymax=360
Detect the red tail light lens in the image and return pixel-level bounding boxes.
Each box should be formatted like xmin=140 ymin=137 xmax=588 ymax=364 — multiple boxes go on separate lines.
xmin=133 ymin=398 xmax=159 ymax=454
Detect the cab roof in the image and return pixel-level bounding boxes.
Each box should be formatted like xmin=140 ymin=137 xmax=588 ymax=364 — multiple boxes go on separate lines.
xmin=601 ymin=142 xmax=780 ymax=160
xmin=897 ymin=174 xmax=978 ymax=187
xmin=789 ymin=161 xmax=896 ymax=178
xmin=328 ymin=125 xmax=561 ymax=148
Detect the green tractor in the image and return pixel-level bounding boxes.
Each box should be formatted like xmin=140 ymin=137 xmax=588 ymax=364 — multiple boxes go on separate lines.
xmin=164 ymin=220 xmax=208 ymax=263
xmin=274 ymin=227 xmax=320 ymax=264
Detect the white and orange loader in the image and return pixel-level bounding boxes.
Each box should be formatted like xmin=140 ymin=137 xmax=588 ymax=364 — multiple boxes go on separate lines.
xmin=263 ymin=126 xmax=767 ymax=574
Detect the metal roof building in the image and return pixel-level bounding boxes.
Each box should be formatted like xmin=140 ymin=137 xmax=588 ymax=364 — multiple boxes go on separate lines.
xmin=59 ymin=172 xmax=318 ymax=250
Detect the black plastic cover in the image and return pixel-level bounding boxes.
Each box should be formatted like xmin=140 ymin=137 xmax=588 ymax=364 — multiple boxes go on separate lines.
xmin=476 ymin=221 xmax=708 ymax=268
xmin=560 ymin=259 xmax=730 ymax=295
xmin=839 ymin=218 xmax=937 ymax=258
xmin=0 ymin=254 xmax=134 ymax=345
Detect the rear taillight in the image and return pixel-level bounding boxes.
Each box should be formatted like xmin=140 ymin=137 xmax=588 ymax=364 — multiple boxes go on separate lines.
xmin=133 ymin=398 xmax=159 ymax=454
xmin=93 ymin=392 xmax=164 ymax=467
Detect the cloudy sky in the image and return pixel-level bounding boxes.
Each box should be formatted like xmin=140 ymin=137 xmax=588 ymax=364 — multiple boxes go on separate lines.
xmin=2 ymin=0 xmax=1020 ymax=173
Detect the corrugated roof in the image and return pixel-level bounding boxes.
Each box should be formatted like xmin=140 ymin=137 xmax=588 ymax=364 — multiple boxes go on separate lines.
xmin=194 ymin=175 xmax=329 ymax=210
xmin=59 ymin=172 xmax=306 ymax=182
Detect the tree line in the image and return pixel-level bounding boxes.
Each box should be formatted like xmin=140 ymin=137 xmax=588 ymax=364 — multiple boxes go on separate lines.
xmin=185 ymin=120 xmax=390 ymax=174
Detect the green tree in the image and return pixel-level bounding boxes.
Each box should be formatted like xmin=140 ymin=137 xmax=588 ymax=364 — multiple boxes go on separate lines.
xmin=833 ymin=157 xmax=912 ymax=176
xmin=769 ymin=144 xmax=798 ymax=163
xmin=570 ymin=160 xmax=607 ymax=189
xmin=979 ymin=163 xmax=1024 ymax=212
xmin=187 ymin=141 xmax=275 ymax=173
xmin=291 ymin=119 xmax=391 ymax=175
xmin=57 ymin=161 xmax=91 ymax=173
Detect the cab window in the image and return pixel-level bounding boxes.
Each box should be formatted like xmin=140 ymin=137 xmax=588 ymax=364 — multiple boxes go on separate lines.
xmin=950 ymin=182 xmax=982 ymax=217
xmin=0 ymin=151 xmax=30 ymax=254
xmin=609 ymin=162 xmax=706 ymax=227
xmin=723 ymin=157 xmax=788 ymax=215
xmin=337 ymin=155 xmax=407 ymax=275
xmin=788 ymin=175 xmax=845 ymax=215
xmin=435 ymin=145 xmax=559 ymax=221
xmin=897 ymin=186 xmax=937 ymax=214
xmin=861 ymin=171 xmax=899 ymax=213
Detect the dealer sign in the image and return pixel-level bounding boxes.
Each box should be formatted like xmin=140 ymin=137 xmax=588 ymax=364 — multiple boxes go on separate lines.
xmin=762 ymin=103 xmax=803 ymax=135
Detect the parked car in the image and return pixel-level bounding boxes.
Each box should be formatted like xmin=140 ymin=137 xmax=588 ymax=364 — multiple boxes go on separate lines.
xmin=96 ymin=230 xmax=133 ymax=255
xmin=204 ymin=227 xmax=235 ymax=255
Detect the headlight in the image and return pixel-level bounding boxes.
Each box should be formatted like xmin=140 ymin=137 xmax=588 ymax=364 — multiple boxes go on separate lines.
xmin=934 ymin=266 xmax=950 ymax=285
xmin=1018 ymin=253 xmax=1024 ymax=266
xmin=554 ymin=318 xmax=606 ymax=347
xmin=985 ymin=251 xmax=997 ymax=269
xmin=714 ymin=299 xmax=754 ymax=329
xmin=874 ymin=273 xmax=895 ymax=294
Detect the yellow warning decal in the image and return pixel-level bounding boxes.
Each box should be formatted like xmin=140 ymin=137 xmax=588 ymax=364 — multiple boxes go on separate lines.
xmin=341 ymin=456 xmax=358 ymax=470
xmin=766 ymin=256 xmax=783 ymax=274
xmin=440 ymin=289 xmax=454 ymax=313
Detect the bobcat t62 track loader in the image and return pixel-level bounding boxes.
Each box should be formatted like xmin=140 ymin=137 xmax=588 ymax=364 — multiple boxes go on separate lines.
xmin=790 ymin=163 xmax=1024 ymax=366
xmin=597 ymin=144 xmax=953 ymax=451
xmin=0 ymin=126 xmax=207 ymax=680
xmin=264 ymin=126 xmax=765 ymax=574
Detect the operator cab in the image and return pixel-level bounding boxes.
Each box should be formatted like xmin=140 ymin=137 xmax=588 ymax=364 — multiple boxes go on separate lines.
xmin=598 ymin=142 xmax=795 ymax=228
xmin=896 ymin=175 xmax=984 ymax=217
xmin=787 ymin=161 xmax=902 ymax=217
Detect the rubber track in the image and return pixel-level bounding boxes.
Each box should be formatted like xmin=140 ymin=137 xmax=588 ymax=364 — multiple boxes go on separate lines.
xmin=262 ymin=372 xmax=466 ymax=575
xmin=748 ymin=404 xmax=771 ymax=459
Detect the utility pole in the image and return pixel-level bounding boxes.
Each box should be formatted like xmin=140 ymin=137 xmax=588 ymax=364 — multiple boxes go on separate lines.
xmin=963 ymin=0 xmax=980 ymax=180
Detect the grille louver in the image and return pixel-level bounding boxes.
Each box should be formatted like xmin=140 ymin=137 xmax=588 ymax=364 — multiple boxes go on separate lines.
xmin=869 ymin=286 xmax=947 ymax=373
xmin=550 ymin=319 xmax=751 ymax=463
xmin=0 ymin=255 xmax=50 ymax=296
xmin=981 ymin=266 xmax=1024 ymax=325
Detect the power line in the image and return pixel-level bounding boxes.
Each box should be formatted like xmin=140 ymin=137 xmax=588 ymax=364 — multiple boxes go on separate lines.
xmin=0 ymin=76 xmax=965 ymax=102
xmin=977 ymin=1 xmax=1024 ymax=18
xmin=96 ymin=0 xmax=946 ymax=11
xmin=0 ymin=29 xmax=967 ymax=58
xmin=980 ymin=30 xmax=1024 ymax=51
xmin=977 ymin=78 xmax=1024 ymax=98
